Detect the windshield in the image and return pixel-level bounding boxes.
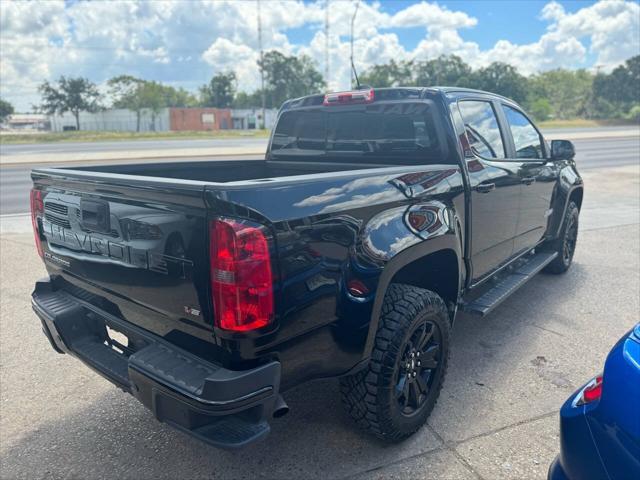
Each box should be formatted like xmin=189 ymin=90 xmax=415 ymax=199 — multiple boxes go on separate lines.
xmin=270 ymin=102 xmax=444 ymax=164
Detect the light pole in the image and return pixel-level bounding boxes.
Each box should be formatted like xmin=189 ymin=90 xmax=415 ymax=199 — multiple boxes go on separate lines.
xmin=257 ymin=0 xmax=266 ymax=129
xmin=350 ymin=0 xmax=360 ymax=89
xmin=325 ymin=0 xmax=330 ymax=90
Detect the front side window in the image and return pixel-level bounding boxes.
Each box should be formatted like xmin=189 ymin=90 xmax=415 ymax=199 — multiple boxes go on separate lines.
xmin=502 ymin=105 xmax=543 ymax=159
xmin=458 ymin=101 xmax=505 ymax=159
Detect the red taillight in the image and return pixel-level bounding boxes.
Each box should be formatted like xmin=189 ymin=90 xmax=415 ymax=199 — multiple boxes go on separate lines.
xmin=30 ymin=189 xmax=44 ymax=258
xmin=575 ymin=375 xmax=603 ymax=406
xmin=323 ymin=88 xmax=374 ymax=106
xmin=209 ymin=218 xmax=274 ymax=332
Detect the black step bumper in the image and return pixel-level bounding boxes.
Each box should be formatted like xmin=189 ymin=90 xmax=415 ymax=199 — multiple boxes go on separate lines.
xmin=31 ymin=277 xmax=281 ymax=449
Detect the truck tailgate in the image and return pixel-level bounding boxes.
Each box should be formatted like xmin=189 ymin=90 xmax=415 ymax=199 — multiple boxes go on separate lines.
xmin=31 ymin=168 xmax=214 ymax=344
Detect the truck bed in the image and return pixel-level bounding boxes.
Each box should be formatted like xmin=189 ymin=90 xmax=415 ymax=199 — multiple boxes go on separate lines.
xmin=71 ymin=159 xmax=383 ymax=184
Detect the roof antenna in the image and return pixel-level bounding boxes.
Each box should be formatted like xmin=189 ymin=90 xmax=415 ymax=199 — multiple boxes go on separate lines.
xmin=350 ymin=0 xmax=360 ymax=89
xmin=351 ymin=58 xmax=361 ymax=90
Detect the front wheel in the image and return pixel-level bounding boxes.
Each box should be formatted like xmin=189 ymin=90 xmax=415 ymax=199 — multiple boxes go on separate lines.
xmin=543 ymin=201 xmax=579 ymax=274
xmin=340 ymin=284 xmax=450 ymax=441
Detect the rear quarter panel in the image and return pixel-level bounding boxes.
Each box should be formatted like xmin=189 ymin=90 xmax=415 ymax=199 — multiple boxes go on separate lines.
xmin=587 ymin=330 xmax=640 ymax=478
xmin=207 ymin=163 xmax=466 ymax=389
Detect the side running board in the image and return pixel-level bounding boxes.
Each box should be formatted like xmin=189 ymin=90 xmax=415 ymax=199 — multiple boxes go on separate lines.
xmin=462 ymin=252 xmax=558 ymax=316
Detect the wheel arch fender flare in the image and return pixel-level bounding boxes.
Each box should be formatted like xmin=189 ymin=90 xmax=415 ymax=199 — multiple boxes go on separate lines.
xmin=362 ymin=234 xmax=463 ymax=359
xmin=551 ymin=183 xmax=584 ymax=239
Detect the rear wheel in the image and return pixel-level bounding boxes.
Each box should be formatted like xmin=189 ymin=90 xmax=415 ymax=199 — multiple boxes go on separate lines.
xmin=543 ymin=201 xmax=579 ymax=274
xmin=340 ymin=284 xmax=450 ymax=441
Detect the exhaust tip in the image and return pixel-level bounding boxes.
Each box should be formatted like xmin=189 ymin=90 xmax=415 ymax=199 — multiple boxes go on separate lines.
xmin=272 ymin=395 xmax=289 ymax=418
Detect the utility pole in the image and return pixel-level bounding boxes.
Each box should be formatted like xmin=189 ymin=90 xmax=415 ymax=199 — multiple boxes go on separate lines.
xmin=257 ymin=0 xmax=266 ymax=129
xmin=350 ymin=0 xmax=360 ymax=89
xmin=325 ymin=0 xmax=330 ymax=90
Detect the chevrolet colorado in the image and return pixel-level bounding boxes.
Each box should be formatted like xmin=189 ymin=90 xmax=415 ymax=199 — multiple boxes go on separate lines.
xmin=30 ymin=87 xmax=583 ymax=448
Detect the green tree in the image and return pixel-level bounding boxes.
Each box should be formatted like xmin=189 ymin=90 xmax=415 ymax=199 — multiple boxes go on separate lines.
xmin=108 ymin=75 xmax=146 ymax=131
xmin=593 ymin=55 xmax=640 ymax=117
xmin=38 ymin=76 xmax=101 ymax=130
xmin=200 ymin=72 xmax=237 ymax=107
xmin=626 ymin=104 xmax=640 ymax=122
xmin=470 ymin=63 xmax=528 ymax=104
xmin=0 ymin=98 xmax=14 ymax=123
xmin=529 ymin=98 xmax=553 ymax=121
xmin=137 ymin=81 xmax=167 ymax=131
xmin=528 ymin=69 xmax=593 ymax=119
xmin=259 ymin=51 xmax=325 ymax=108
xmin=232 ymin=90 xmax=263 ymax=109
xmin=163 ymin=85 xmax=197 ymax=108
xmin=360 ymin=60 xmax=414 ymax=87
xmin=414 ymin=55 xmax=473 ymax=87
xmin=109 ymin=76 xmax=196 ymax=130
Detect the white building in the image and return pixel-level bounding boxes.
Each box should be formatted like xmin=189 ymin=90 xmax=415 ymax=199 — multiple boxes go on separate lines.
xmin=49 ymin=108 xmax=170 ymax=132
xmin=231 ymin=108 xmax=278 ymax=130
xmin=4 ymin=114 xmax=49 ymax=130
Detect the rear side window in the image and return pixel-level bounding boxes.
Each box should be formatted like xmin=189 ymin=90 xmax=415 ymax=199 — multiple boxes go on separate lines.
xmin=502 ymin=105 xmax=544 ymax=159
xmin=271 ymin=102 xmax=446 ymax=164
xmin=458 ymin=101 xmax=505 ymax=159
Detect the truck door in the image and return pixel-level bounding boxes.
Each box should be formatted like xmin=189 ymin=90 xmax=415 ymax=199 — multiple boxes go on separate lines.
xmin=499 ymin=104 xmax=557 ymax=255
xmin=458 ymin=100 xmax=521 ymax=283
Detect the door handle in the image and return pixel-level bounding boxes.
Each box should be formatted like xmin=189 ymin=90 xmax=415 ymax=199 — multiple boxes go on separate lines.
xmin=476 ymin=183 xmax=495 ymax=193
xmin=521 ymin=177 xmax=536 ymax=185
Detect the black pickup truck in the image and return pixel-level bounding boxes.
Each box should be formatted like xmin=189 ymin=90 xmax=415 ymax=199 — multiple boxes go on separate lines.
xmin=30 ymin=87 xmax=583 ymax=448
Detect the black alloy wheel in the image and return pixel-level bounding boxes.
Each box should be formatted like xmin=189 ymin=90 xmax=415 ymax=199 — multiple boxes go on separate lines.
xmin=395 ymin=320 xmax=442 ymax=416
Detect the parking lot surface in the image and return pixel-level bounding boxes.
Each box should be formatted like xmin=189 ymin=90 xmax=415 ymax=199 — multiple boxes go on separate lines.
xmin=0 ymin=164 xmax=638 ymax=479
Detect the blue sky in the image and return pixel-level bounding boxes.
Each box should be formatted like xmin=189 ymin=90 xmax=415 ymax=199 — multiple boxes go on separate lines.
xmin=285 ymin=1 xmax=605 ymax=62
xmin=1 ymin=0 xmax=638 ymax=110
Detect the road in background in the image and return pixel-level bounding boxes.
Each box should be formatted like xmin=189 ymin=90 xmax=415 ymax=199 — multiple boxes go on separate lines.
xmin=2 ymin=126 xmax=637 ymax=158
xmin=0 ymin=137 xmax=267 ymax=157
xmin=1 ymin=135 xmax=638 ymax=215
xmin=0 ymin=154 xmax=262 ymax=215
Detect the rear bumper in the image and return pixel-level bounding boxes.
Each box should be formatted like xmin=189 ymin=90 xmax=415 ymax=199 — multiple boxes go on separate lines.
xmin=32 ymin=277 xmax=281 ymax=449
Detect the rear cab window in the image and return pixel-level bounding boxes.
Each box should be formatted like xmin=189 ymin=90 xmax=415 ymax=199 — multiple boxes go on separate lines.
xmin=270 ymin=101 xmax=449 ymax=165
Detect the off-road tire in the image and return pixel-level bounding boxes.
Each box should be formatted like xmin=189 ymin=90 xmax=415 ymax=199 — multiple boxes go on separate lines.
xmin=340 ymin=284 xmax=450 ymax=441
xmin=543 ymin=201 xmax=579 ymax=274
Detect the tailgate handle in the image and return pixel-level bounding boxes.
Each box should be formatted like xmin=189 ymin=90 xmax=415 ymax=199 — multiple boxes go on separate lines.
xmin=80 ymin=199 xmax=110 ymax=233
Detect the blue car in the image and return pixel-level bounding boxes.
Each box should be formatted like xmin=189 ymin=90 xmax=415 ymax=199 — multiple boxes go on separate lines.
xmin=549 ymin=323 xmax=640 ymax=479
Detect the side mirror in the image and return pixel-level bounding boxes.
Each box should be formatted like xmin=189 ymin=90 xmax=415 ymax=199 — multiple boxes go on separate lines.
xmin=550 ymin=139 xmax=575 ymax=160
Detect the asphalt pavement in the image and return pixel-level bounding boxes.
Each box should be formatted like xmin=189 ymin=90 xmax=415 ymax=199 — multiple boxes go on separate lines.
xmin=0 ymin=137 xmax=268 ymax=157
xmin=1 ymin=126 xmax=637 ymax=157
xmin=1 ymin=135 xmax=638 ymax=215
xmin=1 ymin=162 xmax=638 ymax=479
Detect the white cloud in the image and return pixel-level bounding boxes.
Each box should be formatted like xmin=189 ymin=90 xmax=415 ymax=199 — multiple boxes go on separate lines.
xmin=390 ymin=2 xmax=477 ymax=29
xmin=0 ymin=0 xmax=638 ymax=111
xmin=479 ymin=0 xmax=640 ymax=74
